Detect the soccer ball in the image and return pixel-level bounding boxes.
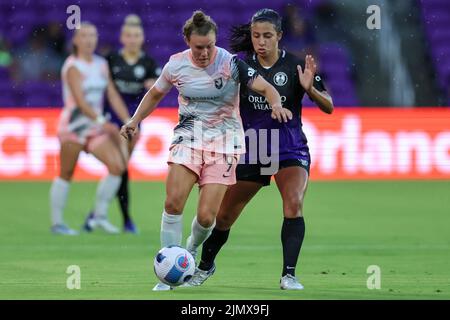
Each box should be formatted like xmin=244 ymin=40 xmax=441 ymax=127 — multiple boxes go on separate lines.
xmin=153 ymin=245 xmax=195 ymax=286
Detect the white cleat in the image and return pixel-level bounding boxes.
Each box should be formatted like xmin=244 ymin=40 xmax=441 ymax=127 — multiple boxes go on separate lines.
xmin=280 ymin=274 xmax=304 ymax=290
xmin=152 ymin=282 xmax=173 ymax=291
xmin=51 ymin=224 xmax=79 ymax=235
xmin=182 ymin=264 xmax=216 ymax=287
xmin=95 ymin=218 xmax=120 ymax=234
xmin=83 ymin=212 xmax=119 ymax=234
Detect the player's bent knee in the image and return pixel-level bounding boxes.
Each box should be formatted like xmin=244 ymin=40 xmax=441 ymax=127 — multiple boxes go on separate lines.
xmin=164 ymin=197 xmax=185 ymax=214
xmin=216 ymin=214 xmax=235 ymax=230
xmin=284 ymin=196 xmax=303 ymax=218
xmin=196 ymin=210 xmax=217 ymax=228
xmin=197 ymin=215 xmax=216 ymax=228
xmin=107 ymin=162 xmax=125 ymax=176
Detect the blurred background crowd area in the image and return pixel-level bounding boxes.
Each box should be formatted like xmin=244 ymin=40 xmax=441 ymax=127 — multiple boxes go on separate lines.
xmin=0 ymin=0 xmax=448 ymax=108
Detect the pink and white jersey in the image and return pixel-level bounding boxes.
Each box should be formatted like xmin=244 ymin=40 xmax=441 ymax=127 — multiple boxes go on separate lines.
xmin=154 ymin=46 xmax=258 ymax=154
xmin=59 ymin=54 xmax=109 ymax=135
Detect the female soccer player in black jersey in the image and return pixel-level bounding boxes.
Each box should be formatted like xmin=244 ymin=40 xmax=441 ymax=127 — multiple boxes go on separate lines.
xmin=188 ymin=9 xmax=334 ymax=290
xmin=102 ymin=15 xmax=160 ymax=233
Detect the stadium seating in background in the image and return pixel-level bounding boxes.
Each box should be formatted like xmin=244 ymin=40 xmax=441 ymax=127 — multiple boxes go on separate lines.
xmin=419 ymin=0 xmax=450 ymax=103
xmin=0 ymin=0 xmax=359 ymax=108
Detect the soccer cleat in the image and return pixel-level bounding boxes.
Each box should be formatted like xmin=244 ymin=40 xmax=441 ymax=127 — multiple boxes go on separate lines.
xmin=82 ymin=212 xmax=96 ymax=232
xmin=83 ymin=212 xmax=120 ymax=234
xmin=182 ymin=264 xmax=216 ymax=287
xmin=123 ymin=219 xmax=139 ymax=234
xmin=95 ymin=217 xmax=120 ymax=234
xmin=51 ymin=224 xmax=79 ymax=235
xmin=152 ymin=282 xmax=173 ymax=291
xmin=280 ymin=274 xmax=304 ymax=290
xmin=185 ymin=235 xmax=197 ymax=261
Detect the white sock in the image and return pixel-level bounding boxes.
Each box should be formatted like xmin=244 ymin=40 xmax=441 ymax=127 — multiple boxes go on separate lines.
xmin=161 ymin=210 xmax=183 ymax=247
xmin=187 ymin=216 xmax=216 ymax=252
xmin=50 ymin=177 xmax=70 ymax=226
xmin=94 ymin=174 xmax=121 ymax=219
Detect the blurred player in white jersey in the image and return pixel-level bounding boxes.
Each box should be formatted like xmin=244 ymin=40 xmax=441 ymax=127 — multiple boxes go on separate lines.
xmin=50 ymin=22 xmax=131 ymax=235
xmin=120 ymin=11 xmax=292 ymax=290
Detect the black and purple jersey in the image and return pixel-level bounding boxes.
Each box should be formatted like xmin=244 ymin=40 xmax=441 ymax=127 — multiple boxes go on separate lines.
xmin=104 ymin=50 xmax=161 ymax=126
xmin=239 ymin=50 xmax=326 ymax=163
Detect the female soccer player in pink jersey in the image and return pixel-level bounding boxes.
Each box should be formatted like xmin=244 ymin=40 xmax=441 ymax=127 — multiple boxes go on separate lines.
xmin=50 ymin=22 xmax=131 ymax=235
xmin=188 ymin=9 xmax=334 ymax=290
xmin=120 ymin=10 xmax=292 ymax=290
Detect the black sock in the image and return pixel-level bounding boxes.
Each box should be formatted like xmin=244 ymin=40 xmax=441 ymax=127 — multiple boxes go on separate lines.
xmin=117 ymin=170 xmax=130 ymax=224
xmin=198 ymin=228 xmax=230 ymax=271
xmin=281 ymin=216 xmax=305 ymax=277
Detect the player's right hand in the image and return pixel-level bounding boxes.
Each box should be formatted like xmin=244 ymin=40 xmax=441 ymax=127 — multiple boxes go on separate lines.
xmin=120 ymin=119 xmax=139 ymax=140
xmin=271 ymin=105 xmax=293 ymax=123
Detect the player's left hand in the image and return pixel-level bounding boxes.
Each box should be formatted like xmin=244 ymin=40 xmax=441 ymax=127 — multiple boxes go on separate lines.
xmin=271 ymin=105 xmax=293 ymax=123
xmin=298 ymin=55 xmax=317 ymax=93
xmin=120 ymin=118 xmax=139 ymax=140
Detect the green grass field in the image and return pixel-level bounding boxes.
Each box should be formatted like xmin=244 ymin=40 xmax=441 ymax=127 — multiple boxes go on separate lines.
xmin=0 ymin=180 xmax=449 ymax=300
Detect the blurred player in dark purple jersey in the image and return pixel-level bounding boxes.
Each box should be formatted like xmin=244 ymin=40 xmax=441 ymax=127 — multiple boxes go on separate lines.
xmin=187 ymin=9 xmax=334 ymax=290
xmin=102 ymin=15 xmax=161 ymax=233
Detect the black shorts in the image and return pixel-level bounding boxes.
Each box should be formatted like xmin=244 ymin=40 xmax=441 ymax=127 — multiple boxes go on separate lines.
xmin=236 ymin=159 xmax=310 ymax=187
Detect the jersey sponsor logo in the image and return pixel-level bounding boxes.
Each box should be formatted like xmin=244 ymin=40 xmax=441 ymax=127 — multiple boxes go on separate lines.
xmin=112 ymin=66 xmax=121 ymax=74
xmin=214 ymin=77 xmax=223 ymax=89
xmin=182 ymin=95 xmax=221 ymax=102
xmin=248 ymin=95 xmax=287 ymax=110
xmin=273 ymin=72 xmax=288 ymax=86
xmin=133 ymin=65 xmax=146 ymax=79
xmin=248 ymin=67 xmax=256 ymax=77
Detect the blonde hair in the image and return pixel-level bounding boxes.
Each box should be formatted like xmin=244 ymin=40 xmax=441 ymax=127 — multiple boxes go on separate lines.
xmin=121 ymin=14 xmax=143 ymax=32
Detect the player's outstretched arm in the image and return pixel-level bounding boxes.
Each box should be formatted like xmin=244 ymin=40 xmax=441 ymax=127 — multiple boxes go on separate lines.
xmin=298 ymin=55 xmax=334 ymax=114
xmin=144 ymin=78 xmax=157 ymax=90
xmin=106 ymin=72 xmax=131 ymax=123
xmin=120 ymin=87 xmax=166 ymax=140
xmin=249 ymin=75 xmax=293 ymax=123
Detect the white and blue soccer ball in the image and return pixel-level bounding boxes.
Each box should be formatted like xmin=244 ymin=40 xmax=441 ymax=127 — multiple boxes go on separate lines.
xmin=153 ymin=245 xmax=195 ymax=286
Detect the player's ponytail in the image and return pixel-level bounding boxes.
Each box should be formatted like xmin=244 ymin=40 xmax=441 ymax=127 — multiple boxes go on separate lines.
xmin=183 ymin=10 xmax=218 ymax=40
xmin=229 ymin=23 xmax=252 ymax=56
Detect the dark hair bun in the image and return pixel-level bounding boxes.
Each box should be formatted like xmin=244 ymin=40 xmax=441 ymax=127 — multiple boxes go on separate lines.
xmin=192 ymin=11 xmax=207 ymax=26
xmin=183 ymin=10 xmax=217 ymax=39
